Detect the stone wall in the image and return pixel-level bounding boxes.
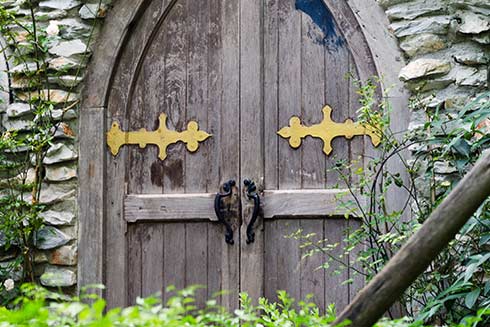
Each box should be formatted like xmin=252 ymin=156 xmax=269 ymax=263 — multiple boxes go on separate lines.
xmin=378 ymin=0 xmax=489 ymax=204
xmin=379 ymin=0 xmax=489 ymax=126
xmin=0 ymin=0 xmax=109 ymax=291
xmin=0 ymin=0 xmax=488 ymax=292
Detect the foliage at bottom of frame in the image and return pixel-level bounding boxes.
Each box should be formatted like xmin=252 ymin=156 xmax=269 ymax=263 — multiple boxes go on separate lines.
xmin=0 ymin=284 xmax=488 ymax=327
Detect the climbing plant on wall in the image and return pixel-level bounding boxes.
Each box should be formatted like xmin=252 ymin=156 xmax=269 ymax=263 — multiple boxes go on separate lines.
xmin=0 ymin=0 xmax=100 ymax=303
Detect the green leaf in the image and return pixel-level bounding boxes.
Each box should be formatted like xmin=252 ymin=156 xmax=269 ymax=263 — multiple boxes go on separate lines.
xmin=451 ymin=138 xmax=471 ymax=158
xmin=484 ymin=281 xmax=490 ymax=296
xmin=465 ymin=288 xmax=480 ymax=308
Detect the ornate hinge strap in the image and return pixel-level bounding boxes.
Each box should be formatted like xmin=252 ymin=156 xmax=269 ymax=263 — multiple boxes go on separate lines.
xmin=107 ymin=113 xmax=212 ymax=160
xmin=277 ymin=105 xmax=381 ymax=156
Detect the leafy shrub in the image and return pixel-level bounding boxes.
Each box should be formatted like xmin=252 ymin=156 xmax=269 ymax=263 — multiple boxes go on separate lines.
xmin=291 ymin=79 xmax=490 ymax=325
xmin=1 ymin=284 xmax=488 ymax=327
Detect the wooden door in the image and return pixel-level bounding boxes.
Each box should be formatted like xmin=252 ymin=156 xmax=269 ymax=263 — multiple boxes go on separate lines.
xmin=104 ymin=0 xmax=377 ymax=311
xmin=104 ymin=0 xmax=241 ymax=309
xmin=239 ymin=0 xmax=378 ymax=310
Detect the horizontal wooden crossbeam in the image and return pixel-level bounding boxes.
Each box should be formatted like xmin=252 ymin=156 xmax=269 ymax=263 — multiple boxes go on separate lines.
xmin=124 ymin=189 xmax=363 ymax=223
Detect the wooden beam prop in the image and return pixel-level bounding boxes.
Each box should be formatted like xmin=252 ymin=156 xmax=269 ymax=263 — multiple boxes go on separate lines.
xmin=334 ymin=152 xmax=490 ymax=327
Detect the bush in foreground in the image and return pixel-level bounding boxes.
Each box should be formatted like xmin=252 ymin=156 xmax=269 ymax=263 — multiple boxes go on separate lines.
xmin=0 ymin=284 xmax=489 ymax=327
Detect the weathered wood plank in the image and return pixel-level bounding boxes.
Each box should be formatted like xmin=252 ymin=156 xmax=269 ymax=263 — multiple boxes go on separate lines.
xmin=209 ymin=0 xmax=240 ymax=310
xmin=162 ymin=223 xmax=186 ymax=304
xmin=263 ymin=0 xmax=279 ymax=191
xmin=264 ymin=220 xmax=279 ymax=302
xmin=104 ymin=116 xmax=128 ymax=308
xmin=124 ymin=193 xmax=218 ymax=222
xmin=300 ymin=8 xmax=326 ymax=190
xmin=78 ymin=107 xmax=104 ymax=295
xmin=300 ymin=220 xmax=325 ymax=310
xmin=278 ymin=0 xmax=302 ymax=190
xmin=324 ymin=40 xmax=350 ymax=188
xmin=141 ymin=224 xmax=164 ymax=298
xmin=347 ymin=57 xmax=366 ymax=303
xmin=322 ymin=0 xmax=377 ymax=82
xmin=185 ymin=223 xmax=208 ymax=307
xmin=276 ymin=220 xmax=301 ymax=301
xmin=262 ymin=189 xmax=364 ymax=219
xmin=239 ymin=0 xmax=264 ymax=302
xmin=82 ymin=0 xmax=146 ymax=108
xmin=324 ymin=218 xmax=349 ymax=311
xmin=186 ymin=0 xmax=209 ymax=194
xmin=127 ymin=225 xmax=142 ymax=305
xmin=162 ymin=1 xmax=187 ymax=194
xmin=128 ymin=72 xmax=157 ymax=195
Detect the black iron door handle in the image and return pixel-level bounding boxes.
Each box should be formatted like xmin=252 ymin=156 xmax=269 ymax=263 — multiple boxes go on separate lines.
xmin=214 ymin=180 xmax=236 ymax=245
xmin=244 ymin=179 xmax=260 ymax=244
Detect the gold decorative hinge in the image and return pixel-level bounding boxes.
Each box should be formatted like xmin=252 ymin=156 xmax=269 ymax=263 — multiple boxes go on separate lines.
xmin=107 ymin=113 xmax=212 ymax=160
xmin=277 ymin=105 xmax=381 ymax=156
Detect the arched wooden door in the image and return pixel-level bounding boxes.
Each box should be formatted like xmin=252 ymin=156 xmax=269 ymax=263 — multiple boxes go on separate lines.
xmin=104 ymin=0 xmax=378 ymax=311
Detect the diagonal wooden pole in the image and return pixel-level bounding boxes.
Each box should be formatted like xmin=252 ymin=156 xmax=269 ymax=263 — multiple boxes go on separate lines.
xmin=334 ymin=152 xmax=490 ymax=327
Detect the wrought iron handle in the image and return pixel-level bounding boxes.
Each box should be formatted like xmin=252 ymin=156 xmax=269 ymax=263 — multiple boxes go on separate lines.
xmin=244 ymin=179 xmax=261 ymax=244
xmin=214 ymin=180 xmax=236 ymax=245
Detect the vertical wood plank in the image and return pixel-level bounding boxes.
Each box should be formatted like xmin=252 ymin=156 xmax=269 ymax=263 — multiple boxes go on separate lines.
xmin=300 ymin=219 xmax=325 ymax=311
xmin=347 ymin=57 xmax=366 ymax=302
xmin=239 ymin=0 xmax=264 ymax=302
xmin=163 ymin=224 xmax=186 ymax=304
xmin=128 ymin=75 xmax=158 ymax=195
xmin=185 ymin=223 xmax=209 ymax=307
xmin=186 ymin=0 xmax=209 ymax=194
xmin=324 ymin=218 xmax=349 ymax=311
xmin=264 ymin=220 xmax=279 ymax=302
xmin=141 ymin=224 xmax=164 ymax=298
xmin=105 ymin=113 xmax=128 ymax=308
xmin=127 ymin=224 xmax=142 ymax=305
xmin=324 ymin=44 xmax=350 ymax=188
xmin=78 ymin=107 xmax=104 ymax=295
xmin=162 ymin=2 xmax=187 ymax=194
xmin=127 ymin=0 xmax=168 ymax=196
xmin=263 ymin=0 xmax=279 ymax=191
xmin=278 ymin=0 xmax=302 ymax=190
xmin=300 ymin=12 xmax=326 ymax=190
xmin=211 ymin=0 xmax=241 ymax=310
xmin=275 ymin=220 xmax=301 ymax=302
xmin=104 ymin=0 xmax=170 ymax=307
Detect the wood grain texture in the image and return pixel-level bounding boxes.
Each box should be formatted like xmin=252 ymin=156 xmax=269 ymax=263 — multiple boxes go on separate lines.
xmin=81 ymin=0 xmax=147 ymax=108
xmin=162 ymin=223 xmax=186 ymax=303
xmin=86 ymin=0 xmax=388 ymax=311
xmin=262 ymin=189 xmax=364 ymax=219
xmin=278 ymin=0 xmax=302 ymax=190
xmin=324 ymin=218 xmax=349 ymax=310
xmin=300 ymin=6 xmax=326 ymax=190
xmin=239 ymin=0 xmax=265 ymax=302
xmin=161 ymin=0 xmax=186 ymax=194
xmin=213 ymin=0 xmax=241 ymax=310
xmin=300 ymin=220 xmax=325 ymax=310
xmin=185 ymin=0 xmax=209 ymax=194
xmin=141 ymin=224 xmax=164 ymax=298
xmin=124 ymin=193 xmax=217 ymax=222
xmin=104 ymin=0 xmax=168 ymax=308
xmin=127 ymin=225 xmax=142 ymax=305
xmin=185 ymin=223 xmax=209 ymax=307
xmin=263 ymin=0 xmax=279 ymax=191
xmin=78 ymin=107 xmax=104 ymax=295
